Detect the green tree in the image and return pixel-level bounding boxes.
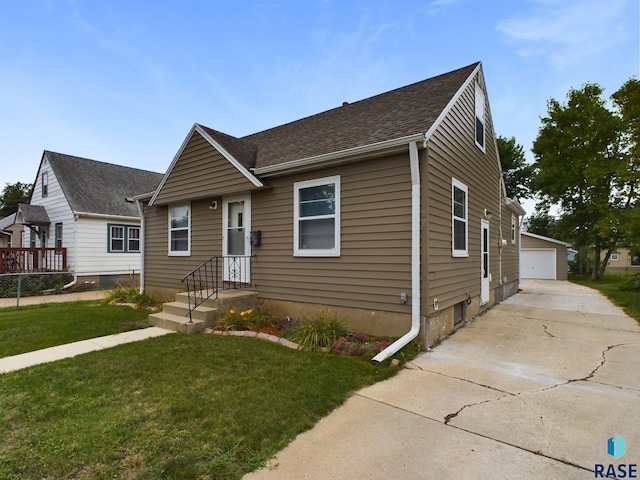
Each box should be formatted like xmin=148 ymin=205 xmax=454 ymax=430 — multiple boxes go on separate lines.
xmin=497 ymin=136 xmax=534 ymax=200
xmin=0 ymin=182 xmax=32 ymax=217
xmin=523 ymin=210 xmax=557 ymax=238
xmin=531 ymin=83 xmax=627 ymax=280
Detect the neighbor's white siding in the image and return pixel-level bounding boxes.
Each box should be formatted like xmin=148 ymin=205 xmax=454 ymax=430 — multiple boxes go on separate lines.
xmin=75 ymin=217 xmax=141 ymax=275
xmin=30 ymin=158 xmax=76 ymax=266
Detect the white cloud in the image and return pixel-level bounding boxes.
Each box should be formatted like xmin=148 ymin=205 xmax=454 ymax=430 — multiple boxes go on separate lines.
xmin=497 ymin=0 xmax=631 ymax=69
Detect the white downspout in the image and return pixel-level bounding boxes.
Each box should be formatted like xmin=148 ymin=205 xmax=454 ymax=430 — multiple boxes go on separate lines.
xmin=135 ymin=199 xmax=145 ymax=294
xmin=372 ymin=141 xmax=421 ymax=364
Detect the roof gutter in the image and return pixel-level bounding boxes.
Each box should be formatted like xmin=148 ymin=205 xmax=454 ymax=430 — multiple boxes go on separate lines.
xmin=372 ymin=140 xmax=421 ymax=363
xmin=72 ymin=212 xmax=140 ymax=221
xmin=253 ymin=133 xmax=425 ymax=177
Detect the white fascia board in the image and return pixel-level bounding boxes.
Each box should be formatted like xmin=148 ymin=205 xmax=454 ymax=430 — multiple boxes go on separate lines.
xmin=521 ymin=231 xmax=572 ymax=247
xmin=424 ymin=63 xmax=482 ymax=143
xmin=149 ymin=124 xmax=198 ymax=206
xmin=73 ymin=212 xmax=141 ymax=222
xmin=195 ymin=125 xmax=263 ymax=188
xmin=253 ymin=133 xmax=426 ymax=177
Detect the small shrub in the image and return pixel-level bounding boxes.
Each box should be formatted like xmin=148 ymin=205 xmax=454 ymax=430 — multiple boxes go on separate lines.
xmin=288 ymin=308 xmax=347 ymax=351
xmin=277 ymin=316 xmax=302 ymax=336
xmin=102 ymin=286 xmax=157 ymax=308
xmin=249 ymin=304 xmax=280 ymax=329
xmin=619 ymin=273 xmax=640 ymax=291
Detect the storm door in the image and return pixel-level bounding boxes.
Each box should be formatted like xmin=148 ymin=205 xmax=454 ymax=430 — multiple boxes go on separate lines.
xmin=480 ymin=220 xmax=490 ymax=304
xmin=222 ymin=194 xmax=251 ymax=284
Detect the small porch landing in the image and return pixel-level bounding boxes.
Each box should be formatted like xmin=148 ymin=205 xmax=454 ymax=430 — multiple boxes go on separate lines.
xmin=149 ymin=289 xmax=258 ymax=334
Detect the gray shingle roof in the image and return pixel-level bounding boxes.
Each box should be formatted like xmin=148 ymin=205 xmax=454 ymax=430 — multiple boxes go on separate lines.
xmin=17 ymin=204 xmax=50 ymax=225
xmin=44 ymin=151 xmax=164 ymax=217
xmin=196 ymin=62 xmax=479 ymax=171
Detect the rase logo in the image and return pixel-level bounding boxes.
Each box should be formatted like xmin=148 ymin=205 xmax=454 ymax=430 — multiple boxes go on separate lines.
xmin=594 ymin=434 xmax=637 ymax=478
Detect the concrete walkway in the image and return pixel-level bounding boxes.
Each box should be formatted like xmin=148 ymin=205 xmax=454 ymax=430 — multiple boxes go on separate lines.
xmin=0 ymin=290 xmax=174 ymax=374
xmin=245 ymin=280 xmax=640 ymax=480
xmin=0 ymin=290 xmax=107 ymax=308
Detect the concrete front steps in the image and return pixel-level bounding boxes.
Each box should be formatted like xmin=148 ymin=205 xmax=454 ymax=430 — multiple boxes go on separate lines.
xmin=149 ymin=289 xmax=258 ymax=334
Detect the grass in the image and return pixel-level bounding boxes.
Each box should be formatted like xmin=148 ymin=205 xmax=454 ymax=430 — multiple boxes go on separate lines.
xmin=0 ymin=333 xmax=397 ymax=479
xmin=0 ymin=301 xmax=151 ymax=358
xmin=570 ymin=271 xmax=640 ymax=323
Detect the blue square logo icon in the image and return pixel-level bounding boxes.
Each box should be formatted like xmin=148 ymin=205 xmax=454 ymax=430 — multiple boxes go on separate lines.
xmin=607 ymin=434 xmax=625 ymax=459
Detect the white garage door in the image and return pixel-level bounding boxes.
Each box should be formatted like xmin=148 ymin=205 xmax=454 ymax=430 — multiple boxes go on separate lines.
xmin=521 ymin=249 xmax=556 ymax=280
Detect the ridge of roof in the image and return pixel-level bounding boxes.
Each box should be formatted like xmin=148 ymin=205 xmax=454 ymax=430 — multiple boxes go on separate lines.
xmin=43 ymin=151 xmax=164 ymax=217
xmin=242 ymin=62 xmax=480 ymax=169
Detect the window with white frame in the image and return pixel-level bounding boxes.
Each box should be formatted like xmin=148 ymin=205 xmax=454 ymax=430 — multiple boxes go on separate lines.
xmin=294 ymin=176 xmax=340 ymax=256
xmin=108 ymin=224 xmax=140 ymax=253
xmin=109 ymin=225 xmax=125 ymax=252
xmin=611 ymin=250 xmax=619 ymax=261
xmin=511 ymin=214 xmax=516 ymax=243
xmin=475 ymin=82 xmax=485 ymax=151
xmin=169 ymin=204 xmax=190 ymax=255
xmin=452 ymin=178 xmax=468 ymax=257
xmin=128 ymin=227 xmax=140 ymax=252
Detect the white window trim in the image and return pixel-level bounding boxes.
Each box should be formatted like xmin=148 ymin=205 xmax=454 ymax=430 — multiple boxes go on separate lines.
xmin=452 ymin=178 xmax=468 ymax=257
xmin=42 ymin=171 xmax=49 ymax=197
xmin=109 ymin=225 xmax=125 ymax=252
xmin=475 ymin=82 xmax=486 ymax=152
xmin=293 ymin=175 xmax=341 ymax=257
xmin=511 ymin=214 xmax=516 ymax=243
xmin=127 ymin=226 xmax=141 ymax=253
xmin=168 ymin=203 xmax=191 ymax=256
xmin=611 ymin=251 xmax=619 ymax=261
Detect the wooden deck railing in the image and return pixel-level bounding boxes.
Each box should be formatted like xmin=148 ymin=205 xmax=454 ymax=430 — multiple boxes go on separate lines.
xmin=0 ymin=248 xmax=67 ymax=274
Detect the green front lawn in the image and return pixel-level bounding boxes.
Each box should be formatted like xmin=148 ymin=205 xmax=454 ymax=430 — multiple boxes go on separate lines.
xmin=0 ymin=333 xmax=397 ymax=479
xmin=0 ymin=301 xmax=150 ymax=358
xmin=570 ymin=271 xmax=640 ymax=323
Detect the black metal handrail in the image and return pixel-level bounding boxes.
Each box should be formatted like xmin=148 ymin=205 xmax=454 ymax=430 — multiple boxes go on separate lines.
xmin=180 ymin=255 xmax=253 ymax=323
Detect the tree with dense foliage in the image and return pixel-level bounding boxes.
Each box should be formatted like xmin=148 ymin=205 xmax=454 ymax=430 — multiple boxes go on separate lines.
xmin=0 ymin=182 xmax=32 ymax=217
xmin=497 ymin=136 xmax=534 ymax=200
xmin=531 ymin=80 xmax=640 ymax=280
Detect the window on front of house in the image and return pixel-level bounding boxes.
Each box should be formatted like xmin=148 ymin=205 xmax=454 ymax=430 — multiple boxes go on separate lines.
xmin=631 ymin=252 xmax=640 ymax=266
xmin=475 ymin=82 xmax=485 ymax=152
xmin=294 ymin=176 xmax=340 ymax=257
xmin=169 ymin=204 xmax=190 ymax=256
xmin=452 ymin=178 xmax=468 ymax=257
xmin=55 ymin=223 xmax=63 ymax=248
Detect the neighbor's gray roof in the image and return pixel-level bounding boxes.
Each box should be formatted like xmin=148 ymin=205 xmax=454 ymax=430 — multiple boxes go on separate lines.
xmin=0 ymin=213 xmax=16 ymax=230
xmin=197 ymin=62 xmax=479 ymax=170
xmin=43 ymin=151 xmax=164 ymax=217
xmin=17 ymin=204 xmax=50 ymax=225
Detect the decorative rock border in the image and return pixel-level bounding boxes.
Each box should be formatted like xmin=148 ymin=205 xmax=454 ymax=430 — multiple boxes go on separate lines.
xmin=204 ymin=328 xmax=300 ymax=350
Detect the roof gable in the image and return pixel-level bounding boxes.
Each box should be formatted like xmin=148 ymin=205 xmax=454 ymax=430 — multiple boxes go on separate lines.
xmin=42 ymin=151 xmax=164 ymax=217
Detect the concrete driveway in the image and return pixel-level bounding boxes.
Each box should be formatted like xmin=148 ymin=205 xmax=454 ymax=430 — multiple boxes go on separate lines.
xmin=245 ymin=280 xmax=640 ymax=479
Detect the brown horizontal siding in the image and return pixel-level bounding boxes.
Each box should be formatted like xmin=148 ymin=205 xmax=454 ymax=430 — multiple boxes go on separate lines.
xmin=423 ymin=72 xmax=502 ymax=315
xmin=143 ymin=198 xmax=222 ymax=291
xmin=252 ymin=153 xmax=413 ymax=314
xmin=153 ymin=132 xmax=256 ymax=205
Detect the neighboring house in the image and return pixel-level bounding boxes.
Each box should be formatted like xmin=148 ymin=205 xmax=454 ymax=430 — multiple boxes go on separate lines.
xmin=0 ymin=213 xmax=23 ymax=248
xmin=140 ymin=62 xmax=525 ymax=349
xmin=14 ymin=151 xmax=163 ymax=283
xmin=521 ymin=232 xmax=571 ymax=280
xmin=604 ymin=248 xmax=640 ymax=271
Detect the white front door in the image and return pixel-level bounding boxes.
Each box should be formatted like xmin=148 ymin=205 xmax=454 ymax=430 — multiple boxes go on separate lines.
xmin=481 ymin=220 xmax=490 ymax=304
xmin=222 ymin=194 xmax=251 ymax=284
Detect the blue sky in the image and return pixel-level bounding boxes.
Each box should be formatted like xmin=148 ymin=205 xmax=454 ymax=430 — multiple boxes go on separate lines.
xmin=1 ymin=0 xmax=637 ymax=214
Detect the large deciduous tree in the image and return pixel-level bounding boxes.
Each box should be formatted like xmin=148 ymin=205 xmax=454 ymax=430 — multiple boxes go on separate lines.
xmin=0 ymin=182 xmax=32 ymax=217
xmin=531 ymin=80 xmax=640 ymax=280
xmin=497 ymin=135 xmax=533 ymax=200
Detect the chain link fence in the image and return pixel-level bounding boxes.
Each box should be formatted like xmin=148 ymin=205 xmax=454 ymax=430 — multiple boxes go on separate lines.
xmin=0 ymin=270 xmax=140 ymax=308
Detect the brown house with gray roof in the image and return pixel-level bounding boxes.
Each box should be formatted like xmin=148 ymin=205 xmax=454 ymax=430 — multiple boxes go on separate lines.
xmin=140 ymin=62 xmax=525 ymax=354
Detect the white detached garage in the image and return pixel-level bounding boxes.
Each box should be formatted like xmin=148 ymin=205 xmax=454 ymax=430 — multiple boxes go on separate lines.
xmin=521 ymin=232 xmax=571 ymax=280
